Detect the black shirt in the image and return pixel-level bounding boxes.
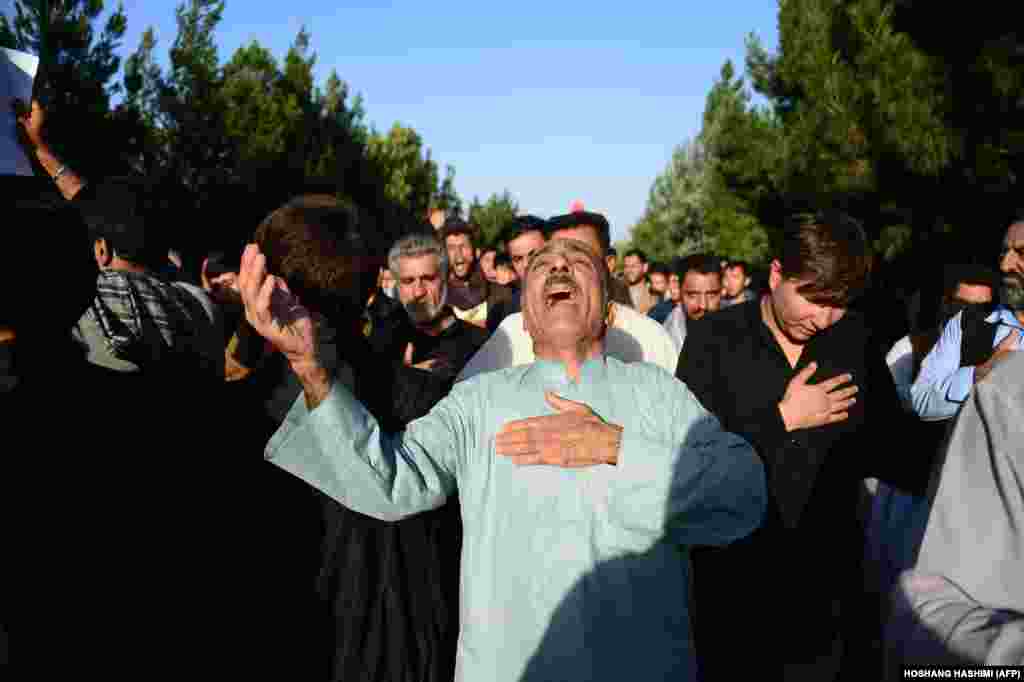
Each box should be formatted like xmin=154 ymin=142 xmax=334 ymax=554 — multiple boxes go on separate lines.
xmin=676 ymin=299 xmax=933 ymax=666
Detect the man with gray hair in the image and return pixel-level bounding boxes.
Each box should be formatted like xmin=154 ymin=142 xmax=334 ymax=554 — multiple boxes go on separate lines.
xmin=241 ymin=234 xmax=766 ymax=682
xmin=373 ymin=232 xmax=489 ymax=380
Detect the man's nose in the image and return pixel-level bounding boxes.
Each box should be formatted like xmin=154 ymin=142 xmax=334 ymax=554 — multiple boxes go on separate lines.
xmin=549 ymin=255 xmax=571 ymax=273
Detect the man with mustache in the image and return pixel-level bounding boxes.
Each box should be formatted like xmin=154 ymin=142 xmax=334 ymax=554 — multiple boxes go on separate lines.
xmin=387 ymin=232 xmax=488 ymax=379
xmin=457 ymin=211 xmax=679 ymax=380
xmin=245 ymin=236 xmax=767 ymax=682
xmin=911 ymin=220 xmax=1024 ymax=421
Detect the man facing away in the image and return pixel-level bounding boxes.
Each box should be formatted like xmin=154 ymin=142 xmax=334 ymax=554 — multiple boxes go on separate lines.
xmin=244 ymin=236 xmax=768 ymax=682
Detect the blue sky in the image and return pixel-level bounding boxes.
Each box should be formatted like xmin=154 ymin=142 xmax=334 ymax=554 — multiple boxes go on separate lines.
xmin=18 ymin=0 xmax=780 ymax=242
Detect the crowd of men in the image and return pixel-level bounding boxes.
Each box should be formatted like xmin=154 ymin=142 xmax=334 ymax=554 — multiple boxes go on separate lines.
xmin=3 ymin=96 xmax=1022 ymax=680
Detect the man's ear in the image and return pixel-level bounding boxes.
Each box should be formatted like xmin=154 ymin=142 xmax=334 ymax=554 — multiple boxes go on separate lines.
xmin=768 ymin=260 xmax=783 ymax=291
xmin=94 ymin=239 xmax=112 ymax=268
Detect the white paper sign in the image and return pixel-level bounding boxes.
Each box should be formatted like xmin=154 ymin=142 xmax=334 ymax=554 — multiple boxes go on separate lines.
xmin=1 ymin=47 xmax=40 ymax=176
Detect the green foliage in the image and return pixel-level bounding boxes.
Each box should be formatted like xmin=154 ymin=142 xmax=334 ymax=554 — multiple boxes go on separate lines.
xmin=366 ymin=123 xmax=440 ymax=219
xmin=467 ymin=191 xmax=519 ymax=248
xmin=435 ymin=164 xmax=464 ymax=219
xmin=1 ymin=0 xmax=128 ymax=174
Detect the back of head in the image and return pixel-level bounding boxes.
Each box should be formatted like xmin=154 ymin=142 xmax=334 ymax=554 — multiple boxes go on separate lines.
xmin=254 ymin=195 xmax=384 ymax=325
xmin=777 ymin=211 xmax=872 ymax=307
xmin=4 ymin=187 xmax=96 ymax=349
xmin=75 ymin=176 xmax=177 ymax=271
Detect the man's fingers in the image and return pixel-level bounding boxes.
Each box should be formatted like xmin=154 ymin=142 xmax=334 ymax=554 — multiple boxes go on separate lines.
xmin=998 ymin=329 xmax=1020 ymax=351
xmin=830 ymin=385 xmax=859 ymax=402
xmin=830 ymin=397 xmax=856 ymax=413
xmin=495 ymin=440 xmax=540 ymax=456
xmin=820 ymin=373 xmax=855 ymax=392
xmin=827 ymin=411 xmax=849 ymax=424
xmin=239 ymin=244 xmax=262 ymax=304
xmin=256 ymin=272 xmax=276 ymax=324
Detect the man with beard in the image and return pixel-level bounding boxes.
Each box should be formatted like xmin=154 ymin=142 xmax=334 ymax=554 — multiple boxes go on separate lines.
xmin=663 ymin=254 xmax=723 ymax=352
xmin=624 ymin=249 xmax=657 ymax=314
xmin=245 ymin=235 xmax=766 ymax=682
xmin=388 ymin=233 xmax=489 ymax=380
xmin=911 ymin=220 xmax=1024 ymax=421
xmin=458 ymin=211 xmax=679 ymax=379
xmin=441 ymin=218 xmax=514 ymax=328
xmin=886 ymin=264 xmax=997 ymax=411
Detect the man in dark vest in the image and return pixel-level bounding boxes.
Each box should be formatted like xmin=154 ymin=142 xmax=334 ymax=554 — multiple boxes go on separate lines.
xmin=911 ymin=220 xmax=1024 ymax=421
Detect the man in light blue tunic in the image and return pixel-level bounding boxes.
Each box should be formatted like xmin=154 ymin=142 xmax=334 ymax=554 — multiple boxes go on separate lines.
xmin=240 ymin=237 xmax=768 ymax=682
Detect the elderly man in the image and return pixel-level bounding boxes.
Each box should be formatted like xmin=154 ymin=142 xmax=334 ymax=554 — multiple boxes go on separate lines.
xmin=243 ymin=236 xmax=768 ymax=682
xmin=911 ymin=220 xmax=1024 ymax=421
xmin=458 ymin=211 xmax=678 ymax=379
xmin=370 ymin=232 xmax=489 ymax=387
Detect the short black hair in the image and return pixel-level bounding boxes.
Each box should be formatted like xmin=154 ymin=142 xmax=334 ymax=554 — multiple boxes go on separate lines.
xmin=943 ymin=264 xmax=999 ymax=299
xmin=439 ymin=217 xmax=478 ymax=248
xmin=624 ymin=249 xmax=648 ymax=263
xmin=678 ymin=254 xmax=722 ymax=280
xmin=493 ymin=252 xmax=514 ymax=270
xmin=499 ymin=215 xmax=548 ymax=251
xmin=725 ymin=260 xmax=749 ymax=276
xmin=547 ymin=211 xmax=612 ymax=255
xmin=76 ymin=176 xmax=174 ymax=269
xmin=648 ymin=261 xmax=671 ymax=278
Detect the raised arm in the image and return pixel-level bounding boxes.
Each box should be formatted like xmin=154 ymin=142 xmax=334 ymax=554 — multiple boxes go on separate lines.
xmin=239 ymin=243 xmax=464 ymax=521
xmin=14 ymin=99 xmax=87 ymax=201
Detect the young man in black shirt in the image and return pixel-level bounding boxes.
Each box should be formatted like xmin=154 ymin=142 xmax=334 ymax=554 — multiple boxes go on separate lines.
xmin=676 ymin=212 xmax=931 ymax=681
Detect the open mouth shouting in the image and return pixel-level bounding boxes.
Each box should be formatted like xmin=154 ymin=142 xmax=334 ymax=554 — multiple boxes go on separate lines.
xmin=544 ymin=277 xmax=579 ymax=308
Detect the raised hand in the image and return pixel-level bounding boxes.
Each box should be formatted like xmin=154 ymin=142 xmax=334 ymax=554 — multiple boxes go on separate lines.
xmin=12 ymin=98 xmax=45 ymax=148
xmin=778 ymin=361 xmax=858 ymax=432
xmin=238 ymin=243 xmax=316 ymax=364
xmin=495 ymin=392 xmax=623 ymax=467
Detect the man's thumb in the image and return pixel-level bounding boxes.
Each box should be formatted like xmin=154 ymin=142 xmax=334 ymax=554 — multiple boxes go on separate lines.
xmin=795 ymin=361 xmax=817 ymax=384
xmin=404 ymin=342 xmax=414 ymax=366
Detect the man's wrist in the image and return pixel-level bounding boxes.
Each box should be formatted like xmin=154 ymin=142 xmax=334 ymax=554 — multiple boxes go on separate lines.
xmin=603 ymin=422 xmax=623 ymax=466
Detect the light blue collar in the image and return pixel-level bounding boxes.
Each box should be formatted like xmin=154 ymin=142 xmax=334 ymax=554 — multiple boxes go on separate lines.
xmin=523 ymin=355 xmax=609 ymax=389
xmin=986 ymin=306 xmax=1024 ymax=329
